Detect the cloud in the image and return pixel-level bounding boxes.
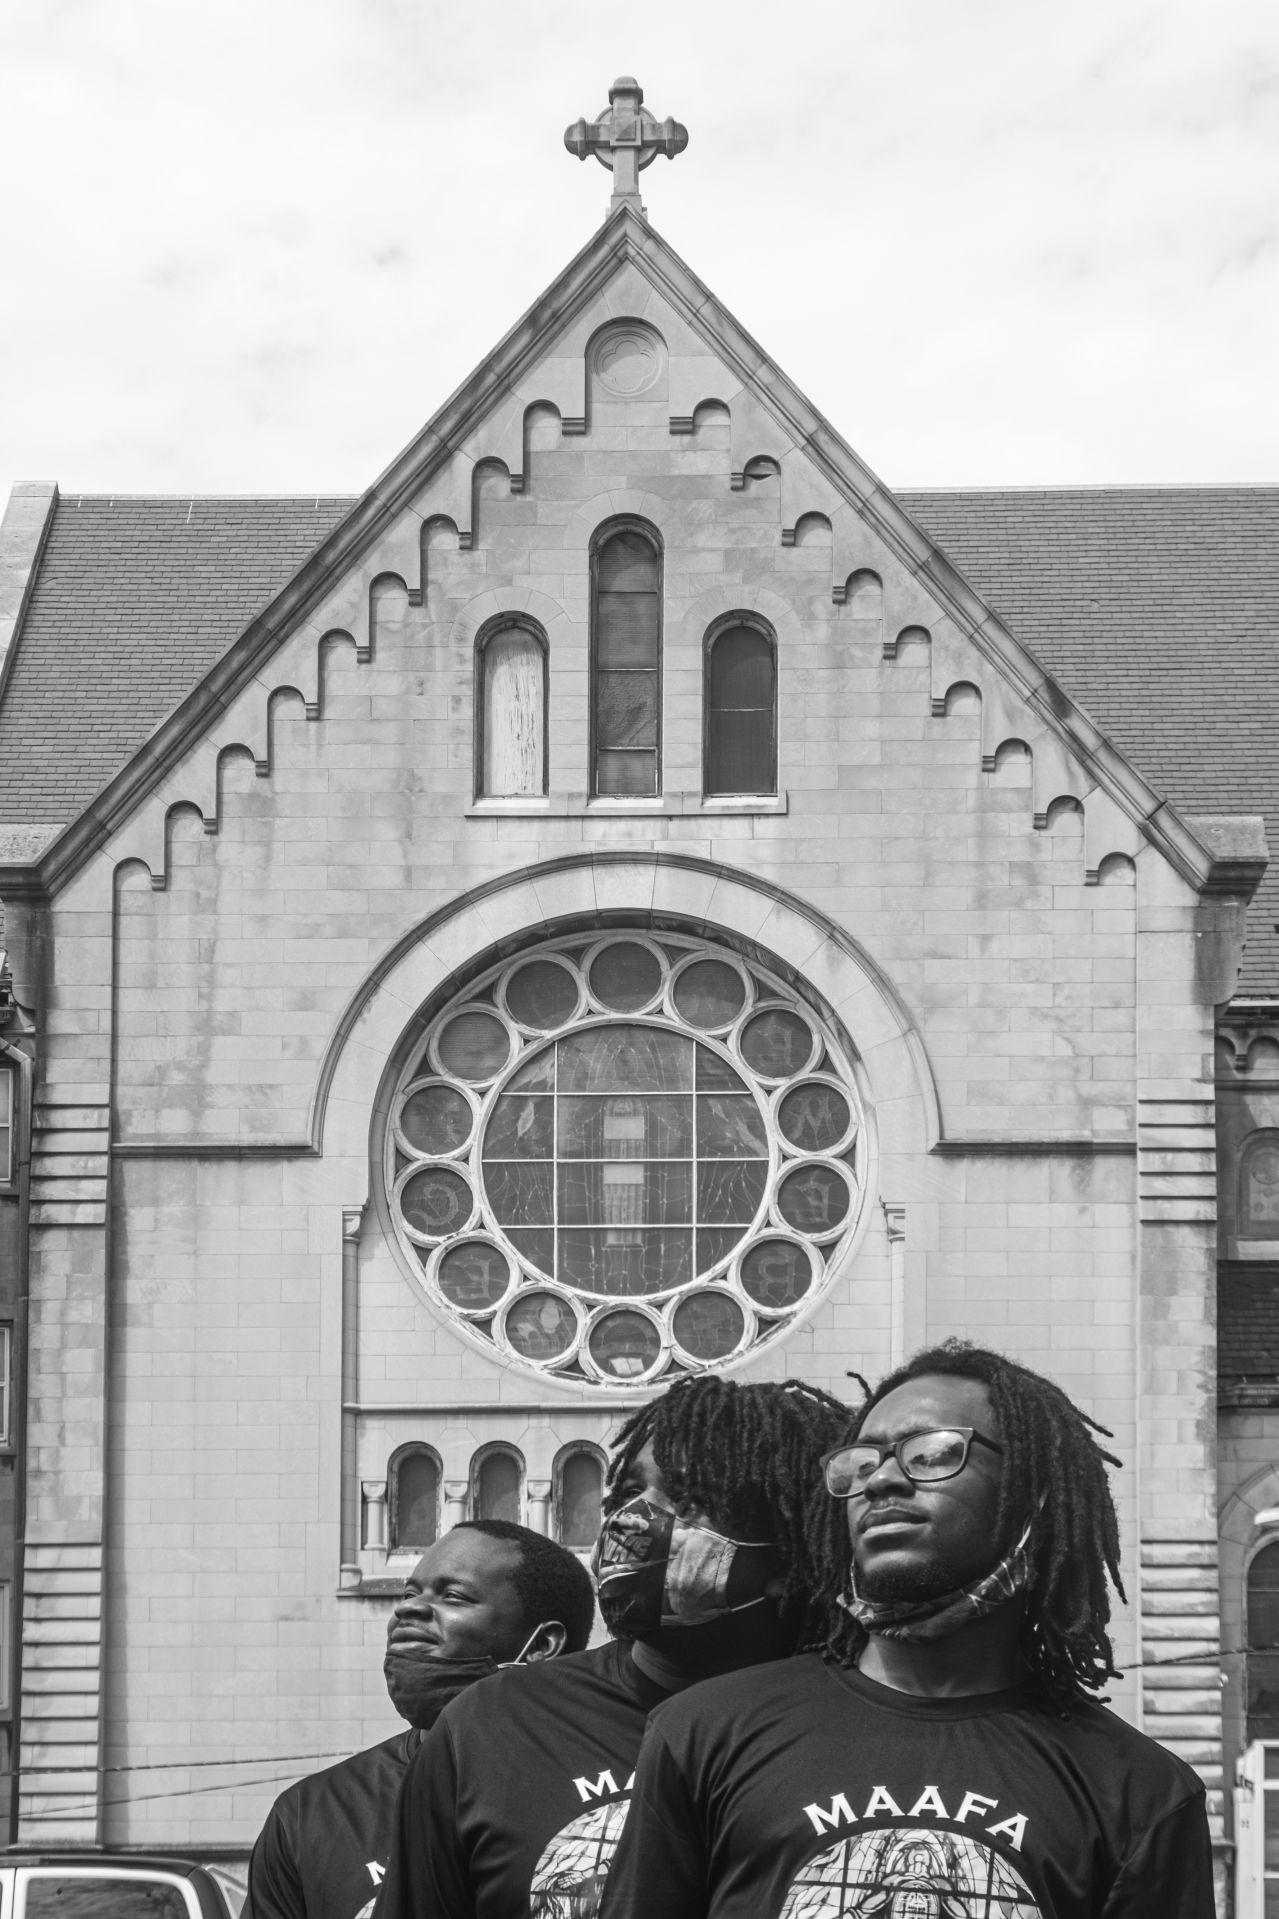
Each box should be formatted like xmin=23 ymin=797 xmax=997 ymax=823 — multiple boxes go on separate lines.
xmin=1 ymin=0 xmax=1276 ymax=492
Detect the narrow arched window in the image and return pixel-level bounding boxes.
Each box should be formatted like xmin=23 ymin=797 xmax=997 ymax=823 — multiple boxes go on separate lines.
xmin=389 ymin=1446 xmax=440 ymax=1554
xmin=475 ymin=1448 xmax=522 ymax=1523
xmin=1248 ymin=1542 xmax=1279 ymax=1740
xmin=556 ymin=1449 xmax=604 ymax=1551
xmin=1241 ymin=1133 xmax=1279 ymax=1237
xmin=592 ymin=524 xmax=661 ymax=796
xmin=705 ymin=621 xmax=776 ymax=796
xmin=479 ymin=622 xmax=547 ymax=798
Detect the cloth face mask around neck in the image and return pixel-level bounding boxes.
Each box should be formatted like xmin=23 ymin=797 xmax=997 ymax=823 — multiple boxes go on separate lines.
xmin=383 ymin=1625 xmax=547 ymax=1729
xmin=592 ymin=1493 xmax=777 ymax=1637
xmin=838 ymin=1523 xmax=1034 ymax=1644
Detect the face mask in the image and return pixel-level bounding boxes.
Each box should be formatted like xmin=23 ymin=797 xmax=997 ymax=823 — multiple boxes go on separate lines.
xmin=592 ymin=1494 xmax=777 ymax=1638
xmin=838 ymin=1523 xmax=1034 ymax=1644
xmin=383 ymin=1624 xmax=546 ymax=1729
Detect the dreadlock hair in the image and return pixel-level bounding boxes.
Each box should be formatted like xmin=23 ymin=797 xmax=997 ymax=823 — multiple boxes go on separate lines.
xmin=605 ymin=1373 xmax=852 ymax=1649
xmin=808 ymin=1340 xmax=1125 ymax=1710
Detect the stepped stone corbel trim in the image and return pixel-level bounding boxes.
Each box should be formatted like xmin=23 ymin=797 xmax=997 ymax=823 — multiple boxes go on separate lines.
xmin=1138 ymin=1093 xmax=1216 ymax=1224
xmin=1140 ymin=1537 xmax=1224 ymax=1822
xmin=18 ymin=1537 xmax=104 ymax=1842
xmin=29 ymin=1100 xmax=109 ymax=1228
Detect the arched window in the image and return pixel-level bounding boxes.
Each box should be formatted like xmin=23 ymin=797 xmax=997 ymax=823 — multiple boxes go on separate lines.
xmin=389 ymin=1445 xmax=441 ymax=1555
xmin=474 ymin=1448 xmax=523 ymax=1523
xmin=556 ymin=1448 xmax=605 ymax=1551
xmin=1248 ymin=1542 xmax=1279 ymax=1740
xmin=705 ymin=621 xmax=776 ymax=797
xmin=1241 ymin=1133 xmax=1279 ymax=1237
xmin=478 ymin=621 xmax=547 ymax=798
xmin=0 ymin=1065 xmax=13 ymax=1185
xmin=592 ymin=524 xmax=661 ymax=796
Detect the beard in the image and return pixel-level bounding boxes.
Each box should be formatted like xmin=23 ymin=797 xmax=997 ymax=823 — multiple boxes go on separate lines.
xmin=856 ymin=1549 xmax=972 ymax=1606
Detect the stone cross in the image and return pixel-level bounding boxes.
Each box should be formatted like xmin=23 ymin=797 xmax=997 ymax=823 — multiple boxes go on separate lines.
xmin=564 ymin=77 xmax=688 ymax=216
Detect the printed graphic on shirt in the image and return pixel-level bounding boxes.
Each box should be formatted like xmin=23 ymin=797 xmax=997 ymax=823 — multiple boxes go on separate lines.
xmin=529 ymin=1799 xmax=631 ymax=1919
xmin=779 ymin=1823 xmax=1041 ymax=1918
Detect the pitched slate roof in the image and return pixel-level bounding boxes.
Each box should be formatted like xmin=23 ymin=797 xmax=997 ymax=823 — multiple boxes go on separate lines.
xmin=0 ymin=494 xmax=351 ymax=825
xmin=1 ymin=484 xmax=1276 ymax=989
xmin=897 ymin=487 xmax=1279 ymax=993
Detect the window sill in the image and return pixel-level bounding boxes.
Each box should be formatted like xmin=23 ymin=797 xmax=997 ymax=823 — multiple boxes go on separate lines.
xmin=466 ymin=793 xmax=788 ymax=820
xmin=1226 ymin=1239 xmax=1279 ymax=1261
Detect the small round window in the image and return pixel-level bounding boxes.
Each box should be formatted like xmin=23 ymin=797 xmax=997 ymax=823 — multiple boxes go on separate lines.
xmin=386 ymin=933 xmax=869 ymax=1386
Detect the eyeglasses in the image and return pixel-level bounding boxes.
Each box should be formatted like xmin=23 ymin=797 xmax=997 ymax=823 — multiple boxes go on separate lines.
xmin=821 ymin=1427 xmax=1004 ymax=1499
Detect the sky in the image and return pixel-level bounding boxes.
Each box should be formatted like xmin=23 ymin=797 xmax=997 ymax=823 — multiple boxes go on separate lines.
xmin=2 ymin=0 xmax=1277 ymax=501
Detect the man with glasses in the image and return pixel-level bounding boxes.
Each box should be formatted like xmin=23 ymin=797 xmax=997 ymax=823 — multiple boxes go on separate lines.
xmin=602 ymin=1341 xmax=1214 ymax=1918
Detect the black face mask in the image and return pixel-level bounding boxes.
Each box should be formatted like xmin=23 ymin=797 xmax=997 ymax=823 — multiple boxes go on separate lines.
xmin=591 ymin=1494 xmax=777 ymax=1640
xmin=383 ymin=1627 xmax=545 ymax=1730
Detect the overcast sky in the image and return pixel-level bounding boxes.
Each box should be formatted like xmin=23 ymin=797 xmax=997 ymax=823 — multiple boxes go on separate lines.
xmin=3 ymin=0 xmax=1276 ymax=501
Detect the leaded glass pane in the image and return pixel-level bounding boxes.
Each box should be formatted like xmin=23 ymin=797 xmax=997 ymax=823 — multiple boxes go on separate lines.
xmin=507 ymin=1228 xmax=555 ymax=1273
xmin=506 ymin=959 xmax=578 ymax=1030
xmin=589 ymin=1309 xmax=662 ymax=1378
xmin=588 ymin=945 xmax=663 ymax=1012
xmin=672 ymin=960 xmax=746 ymax=1029
xmin=597 ymin=671 xmax=658 ymax=748
xmin=477 ymin=1452 xmax=521 ymax=1523
xmin=696 ymin=1160 xmax=767 ymax=1223
xmin=695 ymin=1227 xmax=743 ymax=1274
xmin=400 ymin=1084 xmax=473 ymax=1155
xmin=557 ymin=1095 xmax=692 ymax=1159
xmin=437 ymin=1010 xmax=510 ymax=1082
xmin=597 ymin=530 xmax=658 ymax=592
xmin=559 ymin=1229 xmax=692 ymax=1295
xmin=741 ymin=1239 xmax=812 ymax=1310
xmin=485 ymin=1095 xmax=554 ymax=1158
xmin=395 ymin=1451 xmax=439 ymax=1550
xmin=558 ymin=1161 xmax=693 ymax=1225
xmin=506 ymin=1292 xmax=577 ymax=1361
xmin=560 ymin=1452 xmax=604 ymax=1550
xmin=697 ymin=1095 xmax=768 ymax=1157
xmin=401 ymin=1167 xmax=473 ymax=1237
xmin=1248 ymin=1650 xmax=1279 ymax=1741
xmin=596 ymin=749 xmax=657 ymax=796
xmin=597 ymin=594 xmax=659 ymax=666
xmin=777 ymin=1163 xmax=850 ymax=1235
xmin=706 ymin=626 xmax=776 ymax=797
xmin=740 ymin=1009 xmax=814 ymax=1078
xmin=672 ymin=1291 xmax=745 ymax=1362
xmin=508 ymin=1049 xmax=556 ymax=1091
xmin=777 ymin=1082 xmax=851 ymax=1153
xmin=696 ymin=1048 xmax=747 ymax=1091
xmin=485 ymin=1161 xmax=554 ymax=1226
xmin=558 ymin=1025 xmax=690 ymax=1090
xmin=437 ymin=1242 xmax=510 ymax=1312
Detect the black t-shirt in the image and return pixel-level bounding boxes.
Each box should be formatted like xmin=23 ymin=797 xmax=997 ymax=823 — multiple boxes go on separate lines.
xmin=246 ymin=1730 xmax=420 ymax=1919
xmin=600 ymin=1656 xmax=1214 ymax=1919
xmin=377 ymin=1640 xmax=667 ymax=1919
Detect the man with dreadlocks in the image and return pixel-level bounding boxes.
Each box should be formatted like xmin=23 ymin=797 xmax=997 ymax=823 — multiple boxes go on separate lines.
xmin=603 ymin=1342 xmax=1214 ymax=1919
xmin=375 ymin=1373 xmax=849 ymax=1919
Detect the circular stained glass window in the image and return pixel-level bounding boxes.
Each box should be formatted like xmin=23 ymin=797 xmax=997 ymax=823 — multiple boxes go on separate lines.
xmin=386 ymin=932 xmax=868 ymax=1386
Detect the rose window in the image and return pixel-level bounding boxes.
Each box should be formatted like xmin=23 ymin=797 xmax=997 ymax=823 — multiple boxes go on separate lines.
xmin=386 ymin=933 xmax=868 ymax=1386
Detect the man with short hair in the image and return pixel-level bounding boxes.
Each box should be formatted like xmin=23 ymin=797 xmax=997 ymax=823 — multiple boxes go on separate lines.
xmin=377 ymin=1373 xmax=850 ymax=1919
xmin=603 ymin=1341 xmax=1215 ymax=1918
xmin=245 ymin=1519 xmax=594 ymax=1919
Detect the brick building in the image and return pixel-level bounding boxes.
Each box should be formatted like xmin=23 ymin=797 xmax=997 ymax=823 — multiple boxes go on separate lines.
xmin=0 ymin=79 xmax=1276 ymax=1904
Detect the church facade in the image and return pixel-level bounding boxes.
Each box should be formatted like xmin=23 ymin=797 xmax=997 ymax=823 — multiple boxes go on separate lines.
xmin=0 ymin=79 xmax=1276 ymax=1901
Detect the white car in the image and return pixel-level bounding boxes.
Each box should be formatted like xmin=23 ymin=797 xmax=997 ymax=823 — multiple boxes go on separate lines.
xmin=0 ymin=1854 xmax=238 ymax=1919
